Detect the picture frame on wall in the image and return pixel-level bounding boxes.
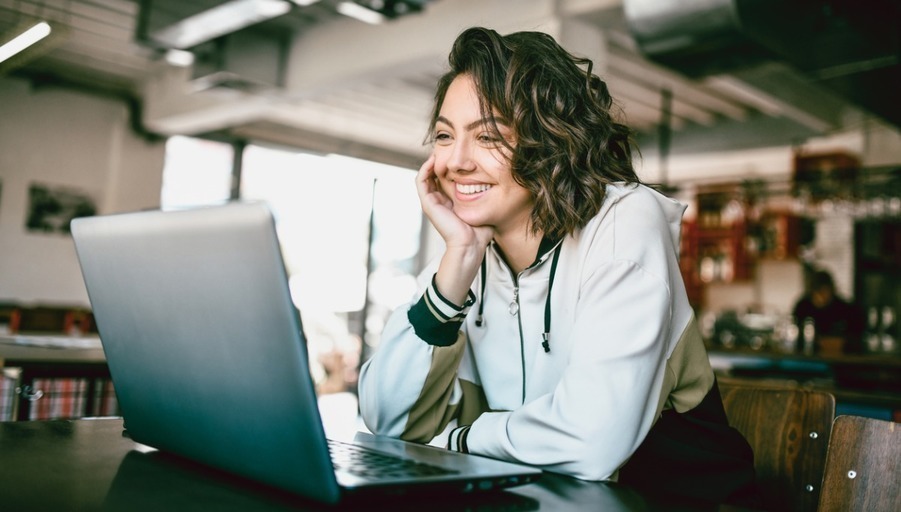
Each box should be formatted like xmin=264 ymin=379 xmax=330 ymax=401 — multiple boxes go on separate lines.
xmin=26 ymin=182 xmax=97 ymax=235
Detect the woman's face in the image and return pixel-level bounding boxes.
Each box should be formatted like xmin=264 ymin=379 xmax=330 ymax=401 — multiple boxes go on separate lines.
xmin=432 ymin=74 xmax=534 ymax=237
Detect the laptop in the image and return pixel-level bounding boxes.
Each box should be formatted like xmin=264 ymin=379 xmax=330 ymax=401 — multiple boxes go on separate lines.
xmin=70 ymin=201 xmax=541 ymax=505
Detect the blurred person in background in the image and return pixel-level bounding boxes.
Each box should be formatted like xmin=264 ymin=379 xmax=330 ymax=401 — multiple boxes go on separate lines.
xmin=793 ymin=269 xmax=865 ymax=354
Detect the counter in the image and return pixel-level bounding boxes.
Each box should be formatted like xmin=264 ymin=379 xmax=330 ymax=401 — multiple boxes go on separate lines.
xmin=708 ymin=344 xmax=901 ymax=416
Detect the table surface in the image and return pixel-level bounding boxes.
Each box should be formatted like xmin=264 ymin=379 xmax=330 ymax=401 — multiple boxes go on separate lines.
xmin=0 ymin=418 xmax=755 ymax=512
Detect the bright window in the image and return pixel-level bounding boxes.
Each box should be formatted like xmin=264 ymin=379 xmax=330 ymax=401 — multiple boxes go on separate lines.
xmin=160 ymin=136 xmax=233 ymax=210
xmin=241 ymin=145 xmax=422 ymax=393
xmin=159 ymin=136 xmax=424 ymax=394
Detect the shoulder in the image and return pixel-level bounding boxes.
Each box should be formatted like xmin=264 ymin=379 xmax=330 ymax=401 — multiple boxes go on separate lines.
xmin=575 ymin=183 xmax=686 ymax=261
xmin=601 ymin=183 xmax=684 ymax=221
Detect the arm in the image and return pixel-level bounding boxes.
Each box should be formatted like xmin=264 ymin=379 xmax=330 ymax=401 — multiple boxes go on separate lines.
xmin=415 ymin=154 xmax=493 ymax=305
xmin=358 ymin=157 xmax=490 ymax=442
xmin=359 ymin=271 xmax=486 ymax=442
xmin=357 ymin=290 xmax=466 ymax=442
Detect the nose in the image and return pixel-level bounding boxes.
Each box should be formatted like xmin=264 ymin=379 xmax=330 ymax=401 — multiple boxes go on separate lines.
xmin=446 ymin=138 xmax=476 ymax=173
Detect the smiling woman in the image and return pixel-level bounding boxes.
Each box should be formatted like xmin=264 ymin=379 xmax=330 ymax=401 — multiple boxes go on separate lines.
xmin=358 ymin=26 xmax=758 ymax=506
xmin=429 ymin=75 xmax=533 ymax=263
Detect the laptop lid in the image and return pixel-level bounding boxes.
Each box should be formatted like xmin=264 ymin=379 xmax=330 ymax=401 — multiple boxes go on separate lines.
xmin=71 ymin=202 xmax=540 ymax=504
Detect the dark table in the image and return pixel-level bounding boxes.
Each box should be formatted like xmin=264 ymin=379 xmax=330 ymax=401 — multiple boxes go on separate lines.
xmin=0 ymin=418 xmax=759 ymax=511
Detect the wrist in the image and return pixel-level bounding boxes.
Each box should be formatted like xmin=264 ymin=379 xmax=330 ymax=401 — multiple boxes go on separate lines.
xmin=435 ymin=245 xmax=485 ymax=306
xmin=447 ymin=424 xmax=472 ymax=453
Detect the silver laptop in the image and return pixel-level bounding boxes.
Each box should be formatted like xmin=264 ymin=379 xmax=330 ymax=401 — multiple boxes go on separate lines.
xmin=70 ymin=201 xmax=541 ymax=505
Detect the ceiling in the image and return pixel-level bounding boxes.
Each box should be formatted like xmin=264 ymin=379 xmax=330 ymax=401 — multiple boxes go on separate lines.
xmin=1 ymin=0 xmax=898 ymax=171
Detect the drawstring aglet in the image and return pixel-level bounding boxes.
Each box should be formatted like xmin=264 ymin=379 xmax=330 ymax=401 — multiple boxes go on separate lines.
xmin=541 ymin=332 xmax=551 ymax=353
xmin=475 ymin=315 xmax=483 ymax=327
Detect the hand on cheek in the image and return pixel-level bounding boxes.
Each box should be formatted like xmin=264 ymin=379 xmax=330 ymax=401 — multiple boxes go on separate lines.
xmin=416 ymin=154 xmax=491 ymax=251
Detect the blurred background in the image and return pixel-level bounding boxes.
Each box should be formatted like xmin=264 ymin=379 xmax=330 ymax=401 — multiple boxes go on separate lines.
xmin=1 ymin=0 xmax=898 ymax=420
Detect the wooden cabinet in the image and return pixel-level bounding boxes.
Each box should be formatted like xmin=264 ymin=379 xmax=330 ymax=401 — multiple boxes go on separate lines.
xmin=681 ymin=184 xmax=752 ymax=308
xmin=753 ymin=210 xmax=803 ymax=260
xmin=680 ymin=183 xmax=802 ymax=309
xmin=793 ymin=151 xmax=860 ymax=202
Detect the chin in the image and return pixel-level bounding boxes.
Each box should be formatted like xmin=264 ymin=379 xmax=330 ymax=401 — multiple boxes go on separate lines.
xmin=453 ymin=210 xmax=486 ymax=227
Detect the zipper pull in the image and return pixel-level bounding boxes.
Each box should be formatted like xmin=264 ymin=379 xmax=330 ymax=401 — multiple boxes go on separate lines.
xmin=509 ymin=287 xmax=519 ymax=315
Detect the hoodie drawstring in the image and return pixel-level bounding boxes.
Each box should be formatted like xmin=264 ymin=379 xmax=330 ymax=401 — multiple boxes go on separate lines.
xmin=475 ymin=257 xmax=487 ymax=327
xmin=542 ymin=245 xmax=562 ymax=353
xmin=476 ymin=243 xmax=562 ymax=354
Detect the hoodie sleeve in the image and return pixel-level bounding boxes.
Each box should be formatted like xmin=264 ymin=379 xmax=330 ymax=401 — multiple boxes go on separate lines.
xmin=357 ymin=273 xmax=479 ymax=443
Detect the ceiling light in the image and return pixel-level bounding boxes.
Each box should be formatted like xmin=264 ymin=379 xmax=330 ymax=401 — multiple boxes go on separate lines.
xmin=336 ymin=1 xmax=434 ymax=23
xmin=164 ymin=49 xmax=195 ymax=67
xmin=0 ymin=21 xmax=51 ymax=64
xmin=149 ymin=0 xmax=292 ymax=50
xmin=336 ymin=2 xmax=386 ymax=24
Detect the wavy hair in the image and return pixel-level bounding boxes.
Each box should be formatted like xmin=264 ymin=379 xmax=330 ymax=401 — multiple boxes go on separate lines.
xmin=427 ymin=27 xmax=640 ymax=239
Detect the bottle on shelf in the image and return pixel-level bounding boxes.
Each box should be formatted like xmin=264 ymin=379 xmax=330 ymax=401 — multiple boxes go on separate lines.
xmin=881 ymin=306 xmax=896 ymax=353
xmin=801 ymin=317 xmax=816 ymax=355
xmin=866 ymin=306 xmax=881 ymax=353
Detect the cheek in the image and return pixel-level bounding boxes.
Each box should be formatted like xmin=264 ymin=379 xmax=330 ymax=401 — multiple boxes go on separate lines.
xmin=505 ymin=179 xmax=534 ymax=209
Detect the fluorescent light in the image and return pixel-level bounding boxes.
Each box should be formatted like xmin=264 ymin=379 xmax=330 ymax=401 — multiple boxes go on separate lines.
xmin=0 ymin=21 xmax=51 ymax=64
xmin=150 ymin=0 xmax=292 ymax=49
xmin=290 ymin=0 xmax=321 ymax=5
xmin=336 ymin=2 xmax=386 ymax=24
xmin=164 ymin=49 xmax=195 ymax=67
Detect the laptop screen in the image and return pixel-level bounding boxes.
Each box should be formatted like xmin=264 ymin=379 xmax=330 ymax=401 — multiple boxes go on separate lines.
xmin=72 ymin=202 xmax=342 ymax=502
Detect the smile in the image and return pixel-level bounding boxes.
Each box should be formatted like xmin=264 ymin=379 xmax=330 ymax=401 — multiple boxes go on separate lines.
xmin=456 ymin=183 xmax=492 ymax=195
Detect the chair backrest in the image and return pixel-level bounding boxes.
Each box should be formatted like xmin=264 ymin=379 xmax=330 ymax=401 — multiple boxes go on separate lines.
xmin=818 ymin=415 xmax=900 ymax=512
xmin=719 ymin=382 xmax=836 ymax=512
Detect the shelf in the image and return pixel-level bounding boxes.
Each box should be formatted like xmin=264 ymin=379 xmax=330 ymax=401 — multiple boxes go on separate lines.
xmin=680 ymin=182 xmax=806 ymax=309
xmin=694 ymin=227 xmax=742 ymax=239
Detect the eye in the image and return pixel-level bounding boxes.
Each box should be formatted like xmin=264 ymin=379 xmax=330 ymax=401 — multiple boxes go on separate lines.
xmin=477 ymin=132 xmax=502 ymax=145
xmin=433 ymin=131 xmax=452 ymax=145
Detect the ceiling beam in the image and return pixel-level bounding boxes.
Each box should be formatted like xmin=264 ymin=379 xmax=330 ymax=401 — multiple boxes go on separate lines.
xmin=142 ymin=0 xmax=573 ymax=140
xmin=605 ymin=45 xmax=747 ymax=121
xmin=704 ymin=72 xmax=839 ymax=133
xmin=261 ymin=98 xmax=427 ymax=156
xmin=284 ymin=0 xmax=563 ymax=99
xmin=606 ymin=74 xmax=712 ymax=126
xmin=231 ymin=119 xmax=423 ymax=169
xmin=146 ymin=0 xmax=292 ymax=50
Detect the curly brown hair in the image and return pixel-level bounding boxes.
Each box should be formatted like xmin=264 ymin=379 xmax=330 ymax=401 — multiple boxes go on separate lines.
xmin=427 ymin=27 xmax=640 ymax=240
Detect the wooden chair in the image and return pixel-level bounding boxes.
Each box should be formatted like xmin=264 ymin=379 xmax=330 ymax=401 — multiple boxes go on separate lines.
xmin=817 ymin=415 xmax=900 ymax=512
xmin=719 ymin=382 xmax=836 ymax=511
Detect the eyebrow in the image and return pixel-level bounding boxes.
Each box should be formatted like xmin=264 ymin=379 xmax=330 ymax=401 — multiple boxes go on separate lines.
xmin=436 ymin=115 xmax=509 ymax=132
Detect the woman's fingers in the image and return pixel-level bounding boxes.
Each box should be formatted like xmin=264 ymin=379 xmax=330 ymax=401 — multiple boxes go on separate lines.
xmin=415 ymin=155 xmax=437 ymax=192
xmin=416 ymin=155 xmax=493 ymax=251
xmin=417 ymin=155 xmax=450 ymax=209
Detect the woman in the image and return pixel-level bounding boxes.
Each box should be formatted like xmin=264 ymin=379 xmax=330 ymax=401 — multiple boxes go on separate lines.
xmin=358 ymin=27 xmax=755 ymax=504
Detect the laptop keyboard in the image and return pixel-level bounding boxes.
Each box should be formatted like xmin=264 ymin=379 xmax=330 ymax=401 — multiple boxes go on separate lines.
xmin=328 ymin=439 xmax=459 ymax=478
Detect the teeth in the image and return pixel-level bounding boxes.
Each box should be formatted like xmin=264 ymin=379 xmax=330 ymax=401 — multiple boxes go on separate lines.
xmin=456 ymin=183 xmax=491 ymax=195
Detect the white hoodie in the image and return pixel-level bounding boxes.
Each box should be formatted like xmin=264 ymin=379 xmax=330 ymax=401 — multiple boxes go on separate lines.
xmin=358 ymin=183 xmax=717 ymax=481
